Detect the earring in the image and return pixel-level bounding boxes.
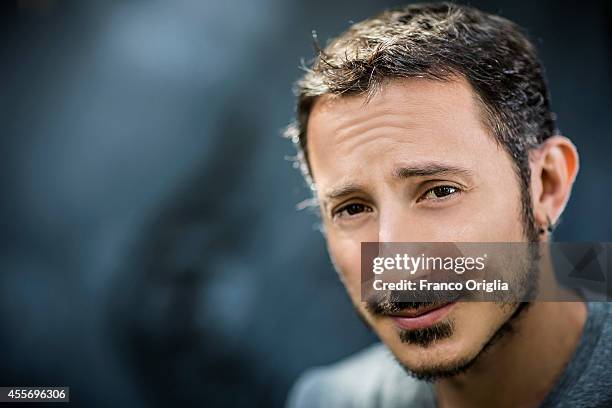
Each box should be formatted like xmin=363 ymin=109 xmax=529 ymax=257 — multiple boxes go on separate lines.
xmin=539 ymin=215 xmax=554 ymax=235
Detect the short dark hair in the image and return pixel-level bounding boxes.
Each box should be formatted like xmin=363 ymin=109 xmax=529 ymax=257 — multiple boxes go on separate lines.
xmin=286 ymin=2 xmax=557 ymax=240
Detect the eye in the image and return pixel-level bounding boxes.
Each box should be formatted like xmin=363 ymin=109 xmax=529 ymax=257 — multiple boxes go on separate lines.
xmin=333 ymin=202 xmax=372 ymax=220
xmin=420 ymin=185 xmax=461 ymax=201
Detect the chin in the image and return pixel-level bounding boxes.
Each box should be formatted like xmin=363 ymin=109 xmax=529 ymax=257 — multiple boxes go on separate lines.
xmin=377 ymin=319 xmax=489 ymax=381
xmin=396 ymin=353 xmax=480 ymax=382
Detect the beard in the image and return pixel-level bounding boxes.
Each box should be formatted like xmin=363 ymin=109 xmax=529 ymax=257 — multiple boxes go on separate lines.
xmin=364 ymin=297 xmax=458 ymax=349
xmin=392 ymin=301 xmax=531 ymax=381
xmin=356 ymin=296 xmax=533 ymax=381
xmin=357 ymin=238 xmax=541 ymax=381
xmin=398 ymin=319 xmax=454 ymax=348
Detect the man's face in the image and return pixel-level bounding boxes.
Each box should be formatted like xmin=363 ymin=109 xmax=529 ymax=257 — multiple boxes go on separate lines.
xmin=307 ymin=77 xmax=529 ymax=379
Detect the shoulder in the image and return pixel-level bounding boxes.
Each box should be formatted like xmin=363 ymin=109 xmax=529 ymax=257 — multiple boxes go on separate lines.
xmin=599 ymin=300 xmax=612 ymax=323
xmin=286 ymin=343 xmax=434 ymax=408
xmin=587 ymin=301 xmax=612 ymax=345
xmin=589 ymin=301 xmax=612 ymax=355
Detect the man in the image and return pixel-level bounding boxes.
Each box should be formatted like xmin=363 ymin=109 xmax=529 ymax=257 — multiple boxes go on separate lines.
xmin=285 ymin=3 xmax=611 ymax=408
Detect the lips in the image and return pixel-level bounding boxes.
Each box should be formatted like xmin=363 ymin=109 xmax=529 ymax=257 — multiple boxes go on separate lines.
xmin=389 ymin=302 xmax=456 ymax=330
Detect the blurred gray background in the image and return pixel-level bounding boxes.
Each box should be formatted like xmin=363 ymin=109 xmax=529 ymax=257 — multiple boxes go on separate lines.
xmin=0 ymin=0 xmax=610 ymax=407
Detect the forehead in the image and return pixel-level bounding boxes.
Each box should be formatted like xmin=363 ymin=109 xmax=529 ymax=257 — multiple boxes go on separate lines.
xmin=306 ymin=77 xmax=501 ymax=191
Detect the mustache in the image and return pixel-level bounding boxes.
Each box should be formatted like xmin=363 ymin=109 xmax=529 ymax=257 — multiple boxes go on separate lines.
xmin=365 ymin=289 xmax=466 ymax=316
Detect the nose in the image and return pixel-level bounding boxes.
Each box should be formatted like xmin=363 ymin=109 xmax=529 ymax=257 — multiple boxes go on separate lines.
xmin=378 ymin=201 xmax=417 ymax=243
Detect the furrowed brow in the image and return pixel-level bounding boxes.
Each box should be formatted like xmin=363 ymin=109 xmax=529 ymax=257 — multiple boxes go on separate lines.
xmin=322 ymin=184 xmax=365 ymax=210
xmin=393 ymin=162 xmax=474 ymax=179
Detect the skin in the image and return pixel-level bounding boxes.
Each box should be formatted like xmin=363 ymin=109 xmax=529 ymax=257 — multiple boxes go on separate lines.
xmin=306 ymin=77 xmax=586 ymax=407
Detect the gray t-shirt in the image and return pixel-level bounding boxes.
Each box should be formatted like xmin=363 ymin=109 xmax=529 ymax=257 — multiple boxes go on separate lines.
xmin=287 ymin=302 xmax=611 ymax=408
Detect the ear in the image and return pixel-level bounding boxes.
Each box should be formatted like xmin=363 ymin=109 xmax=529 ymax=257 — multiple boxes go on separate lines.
xmin=529 ymin=136 xmax=579 ymax=230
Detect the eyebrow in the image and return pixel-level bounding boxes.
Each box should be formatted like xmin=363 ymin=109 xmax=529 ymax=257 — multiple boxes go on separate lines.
xmin=392 ymin=162 xmax=474 ymax=178
xmin=322 ymin=162 xmax=474 ymax=209
xmin=324 ymin=184 xmax=364 ymax=203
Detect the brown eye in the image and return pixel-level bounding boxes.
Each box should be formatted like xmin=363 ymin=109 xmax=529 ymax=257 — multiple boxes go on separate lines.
xmin=346 ymin=203 xmax=366 ymax=215
xmin=334 ymin=203 xmax=371 ymax=218
xmin=423 ymin=185 xmax=460 ymax=200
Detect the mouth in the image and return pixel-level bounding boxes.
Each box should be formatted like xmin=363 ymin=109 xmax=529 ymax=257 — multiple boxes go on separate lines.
xmin=388 ymin=302 xmax=456 ymax=330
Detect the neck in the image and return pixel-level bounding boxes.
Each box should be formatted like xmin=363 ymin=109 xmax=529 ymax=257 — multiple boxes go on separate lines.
xmin=435 ymin=299 xmax=587 ymax=408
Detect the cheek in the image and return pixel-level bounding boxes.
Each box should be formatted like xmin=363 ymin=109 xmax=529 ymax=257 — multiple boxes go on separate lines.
xmin=449 ymin=173 xmax=526 ymax=242
xmin=479 ymin=181 xmax=526 ymax=241
xmin=327 ymin=233 xmax=363 ymax=301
